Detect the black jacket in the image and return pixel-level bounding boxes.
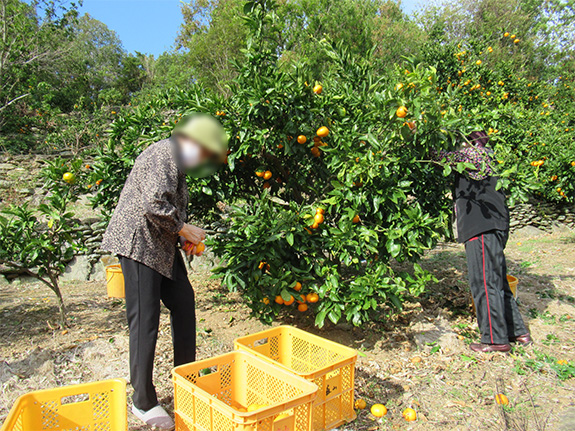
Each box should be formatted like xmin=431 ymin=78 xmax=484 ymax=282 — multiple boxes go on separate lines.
xmin=454 ymin=174 xmax=509 ymax=243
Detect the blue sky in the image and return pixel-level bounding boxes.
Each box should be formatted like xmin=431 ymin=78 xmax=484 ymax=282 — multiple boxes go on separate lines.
xmin=78 ymin=0 xmax=423 ymax=57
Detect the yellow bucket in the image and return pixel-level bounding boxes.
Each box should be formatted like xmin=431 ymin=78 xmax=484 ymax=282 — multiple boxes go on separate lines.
xmin=106 ymin=264 xmax=125 ymax=298
xmin=472 ymin=274 xmax=518 ymax=313
xmin=507 ymin=274 xmax=518 ymax=298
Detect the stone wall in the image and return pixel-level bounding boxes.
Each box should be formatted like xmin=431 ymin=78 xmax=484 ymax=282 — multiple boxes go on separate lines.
xmin=61 ymin=218 xmax=117 ymax=282
xmin=509 ymin=201 xmax=575 ymax=233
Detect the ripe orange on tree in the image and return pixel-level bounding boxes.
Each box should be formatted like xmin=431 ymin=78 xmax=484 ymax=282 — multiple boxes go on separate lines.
xmin=297 ymin=294 xmax=306 ymax=303
xmin=316 ymin=208 xmax=325 ymax=214
xmin=284 ymin=295 xmax=295 ymax=306
xmin=396 ymin=106 xmax=408 ymax=118
xmin=316 ymin=126 xmax=329 ymax=137
xmin=371 ymin=404 xmax=387 ymax=417
xmin=297 ymin=135 xmax=307 ymax=144
xmin=297 ymin=303 xmax=308 ymax=312
xmin=311 ymin=221 xmax=319 ymax=229
xmin=314 ymin=213 xmax=324 ymax=225
xmin=294 ymin=281 xmax=302 ymax=291
xmin=262 ymin=297 xmax=270 ymax=305
xmin=313 ymin=84 xmax=323 ymax=94
xmin=275 ymin=296 xmax=284 ymax=305
xmin=352 ymin=215 xmax=360 ymax=223
xmin=263 ymin=170 xmax=272 ymax=180
xmin=306 ymin=292 xmax=319 ymax=303
xmin=256 ymin=170 xmax=264 ymax=177
xmin=311 ymin=147 xmax=321 ymax=157
xmin=402 ymin=408 xmax=417 ymax=421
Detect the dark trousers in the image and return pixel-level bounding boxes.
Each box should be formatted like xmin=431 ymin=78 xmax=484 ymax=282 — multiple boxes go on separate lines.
xmin=120 ymin=253 xmax=196 ymax=411
xmin=465 ymin=230 xmax=528 ymax=345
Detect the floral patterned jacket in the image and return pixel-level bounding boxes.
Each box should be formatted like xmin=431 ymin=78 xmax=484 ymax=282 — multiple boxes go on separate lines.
xmin=102 ymin=139 xmax=188 ymax=279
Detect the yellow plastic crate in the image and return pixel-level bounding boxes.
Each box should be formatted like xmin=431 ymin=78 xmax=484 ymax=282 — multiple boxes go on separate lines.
xmin=1 ymin=379 xmax=127 ymax=431
xmin=234 ymin=326 xmax=358 ymax=430
xmin=172 ymin=350 xmax=317 ymax=431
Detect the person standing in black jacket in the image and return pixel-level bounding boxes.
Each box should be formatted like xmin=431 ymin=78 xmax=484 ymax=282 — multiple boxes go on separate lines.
xmin=435 ymin=131 xmax=532 ymax=353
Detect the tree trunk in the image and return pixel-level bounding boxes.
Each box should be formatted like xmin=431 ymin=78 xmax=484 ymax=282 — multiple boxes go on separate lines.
xmin=47 ymin=274 xmax=67 ymax=327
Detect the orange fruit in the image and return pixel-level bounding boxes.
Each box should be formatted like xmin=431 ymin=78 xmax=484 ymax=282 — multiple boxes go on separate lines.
xmin=371 ymin=404 xmax=387 ymax=417
xmin=316 ymin=126 xmax=329 ymax=137
xmin=571 ymin=161 xmax=575 ymax=166
xmin=316 ymin=208 xmax=325 ymax=214
xmin=311 ymin=221 xmax=319 ymax=229
xmin=504 ymin=32 xmax=510 ymax=37
xmin=313 ymin=84 xmax=323 ymax=94
xmin=297 ymin=294 xmax=306 ymax=303
xmin=284 ymin=295 xmax=295 ymax=306
xmin=476 ymin=60 xmax=482 ymax=65
xmin=495 ymin=394 xmax=509 ymax=406
xmin=294 ymin=281 xmax=302 ymax=291
xmin=306 ymin=292 xmax=319 ymax=303
xmin=311 ymin=147 xmax=321 ymax=157
xmin=263 ymin=182 xmax=271 ymax=189
xmin=313 ymin=136 xmax=322 ymax=143
xmin=262 ymin=297 xmax=270 ymax=305
xmin=297 ymin=135 xmax=307 ymax=144
xmin=402 ymin=408 xmax=416 ymax=421
xmin=195 ymin=242 xmax=206 ymax=254
xmin=297 ymin=303 xmax=308 ymax=312
xmin=355 ymin=399 xmax=367 ymax=410
xmin=62 ymin=172 xmax=75 ymax=184
xmin=396 ymin=106 xmax=408 ymax=118
xmin=275 ymin=296 xmax=284 ymax=305
xmin=352 ymin=215 xmax=360 ymax=223
xmin=314 ymin=213 xmax=324 ymax=224
xmin=263 ymin=170 xmax=272 ymax=180
xmin=258 ymin=261 xmax=266 ymax=270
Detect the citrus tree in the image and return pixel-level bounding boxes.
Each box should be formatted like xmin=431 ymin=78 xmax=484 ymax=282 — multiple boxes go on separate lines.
xmin=0 ymin=158 xmax=89 ymax=326
xmin=92 ymin=0 xmax=487 ymax=327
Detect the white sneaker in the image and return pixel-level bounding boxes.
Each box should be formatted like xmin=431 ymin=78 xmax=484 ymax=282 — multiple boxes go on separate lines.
xmin=132 ymin=405 xmax=175 ymax=431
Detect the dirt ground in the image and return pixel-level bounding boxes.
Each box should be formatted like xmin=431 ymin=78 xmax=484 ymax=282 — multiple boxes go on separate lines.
xmin=1 ymin=229 xmax=574 ymax=431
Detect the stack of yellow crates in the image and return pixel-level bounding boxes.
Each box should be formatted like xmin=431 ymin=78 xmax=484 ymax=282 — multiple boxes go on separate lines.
xmin=1 ymin=326 xmax=357 ymax=431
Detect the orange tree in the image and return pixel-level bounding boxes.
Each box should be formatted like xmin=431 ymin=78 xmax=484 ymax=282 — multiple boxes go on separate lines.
xmin=424 ymin=27 xmax=575 ymax=205
xmin=0 ymin=158 xmax=91 ymax=326
xmin=92 ymin=0 xmax=513 ymax=326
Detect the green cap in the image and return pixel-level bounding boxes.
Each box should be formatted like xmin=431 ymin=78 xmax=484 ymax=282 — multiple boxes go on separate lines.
xmin=172 ymin=113 xmax=228 ymax=157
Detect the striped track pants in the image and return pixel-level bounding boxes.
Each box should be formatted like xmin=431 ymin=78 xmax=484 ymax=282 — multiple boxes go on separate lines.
xmin=465 ymin=230 xmax=528 ymax=345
